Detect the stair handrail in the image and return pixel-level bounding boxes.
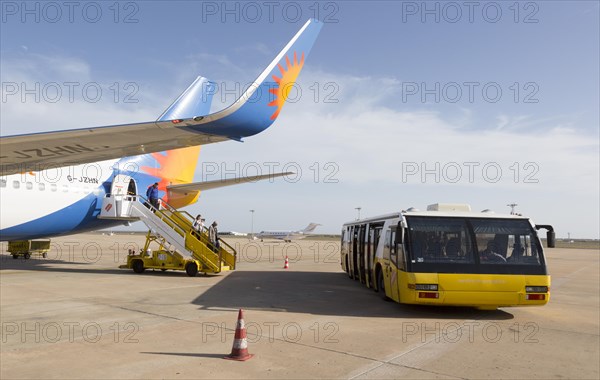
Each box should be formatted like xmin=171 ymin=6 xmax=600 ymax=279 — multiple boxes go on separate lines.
xmin=198 ymin=225 xmax=237 ymax=269
xmin=134 ymin=195 xmax=187 ymax=239
xmin=134 ymin=194 xmax=236 ymax=269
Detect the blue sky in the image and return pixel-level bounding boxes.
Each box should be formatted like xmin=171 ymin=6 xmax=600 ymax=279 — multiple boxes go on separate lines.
xmin=1 ymin=1 xmax=599 ymax=238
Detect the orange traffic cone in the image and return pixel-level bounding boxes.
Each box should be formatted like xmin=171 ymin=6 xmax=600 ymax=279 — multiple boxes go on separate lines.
xmin=283 ymin=256 xmax=289 ymax=269
xmin=224 ymin=309 xmax=254 ymax=361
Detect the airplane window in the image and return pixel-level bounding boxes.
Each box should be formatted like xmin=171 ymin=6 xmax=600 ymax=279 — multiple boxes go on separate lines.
xmin=38 ymin=183 xmax=46 ymax=191
xmin=0 ymin=179 xmax=6 ymax=188
xmin=13 ymin=181 xmax=20 ymax=189
xmin=51 ymin=184 xmax=57 ymax=192
xmin=26 ymin=182 xmax=33 ymax=190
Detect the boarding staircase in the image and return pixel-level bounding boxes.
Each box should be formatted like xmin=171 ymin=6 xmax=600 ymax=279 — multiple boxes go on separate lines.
xmin=98 ymin=194 xmax=236 ymax=273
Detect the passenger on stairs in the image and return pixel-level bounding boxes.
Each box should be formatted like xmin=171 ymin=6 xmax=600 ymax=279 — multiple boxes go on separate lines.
xmin=192 ymin=214 xmax=204 ymax=232
xmin=208 ymin=221 xmax=220 ymax=252
xmin=146 ymin=183 xmax=160 ymax=210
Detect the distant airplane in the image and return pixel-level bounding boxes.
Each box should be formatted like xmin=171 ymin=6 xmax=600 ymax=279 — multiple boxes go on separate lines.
xmin=0 ymin=19 xmax=323 ymax=241
xmin=220 ymin=231 xmax=248 ymax=237
xmin=256 ymin=223 xmax=321 ymax=242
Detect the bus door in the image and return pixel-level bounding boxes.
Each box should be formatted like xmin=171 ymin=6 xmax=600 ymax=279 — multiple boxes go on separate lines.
xmin=351 ymin=226 xmax=359 ymax=280
xmin=367 ymin=223 xmax=383 ymax=289
xmin=366 ymin=226 xmax=373 ymax=288
xmin=388 ymin=225 xmax=400 ymax=302
xmin=358 ymin=225 xmax=366 ymax=284
xmin=340 ymin=228 xmax=347 ymax=271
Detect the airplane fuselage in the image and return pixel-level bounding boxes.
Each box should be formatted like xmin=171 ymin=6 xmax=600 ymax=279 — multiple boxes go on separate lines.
xmin=256 ymin=231 xmax=307 ymax=242
xmin=0 ymin=159 xmax=159 ymax=240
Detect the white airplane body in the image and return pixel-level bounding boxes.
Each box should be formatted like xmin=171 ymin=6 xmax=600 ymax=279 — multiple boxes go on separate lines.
xmin=257 ymin=223 xmax=320 ymax=242
xmin=0 ymin=20 xmax=323 ymax=242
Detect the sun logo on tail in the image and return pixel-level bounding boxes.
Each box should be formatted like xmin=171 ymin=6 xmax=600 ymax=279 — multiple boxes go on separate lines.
xmin=140 ymin=146 xmax=200 ymax=202
xmin=268 ymin=51 xmax=305 ymax=120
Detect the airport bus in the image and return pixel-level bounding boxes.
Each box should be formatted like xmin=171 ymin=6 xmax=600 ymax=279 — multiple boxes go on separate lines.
xmin=340 ymin=204 xmax=556 ymax=309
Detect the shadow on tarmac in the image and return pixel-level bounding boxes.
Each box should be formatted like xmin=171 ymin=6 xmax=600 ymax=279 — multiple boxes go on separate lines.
xmin=0 ymin=254 xmax=515 ymax=321
xmin=0 ymin=254 xmax=221 ymax=278
xmin=191 ymin=270 xmax=515 ymax=321
xmin=141 ymin=352 xmax=226 ymax=359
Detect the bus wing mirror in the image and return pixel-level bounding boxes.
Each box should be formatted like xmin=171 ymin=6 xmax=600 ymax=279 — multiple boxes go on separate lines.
xmin=536 ymin=224 xmax=555 ymax=248
xmin=546 ymin=231 xmax=556 ymax=248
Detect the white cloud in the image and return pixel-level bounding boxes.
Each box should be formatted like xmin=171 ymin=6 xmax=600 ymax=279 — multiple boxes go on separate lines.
xmin=205 ymin=70 xmax=599 ymax=192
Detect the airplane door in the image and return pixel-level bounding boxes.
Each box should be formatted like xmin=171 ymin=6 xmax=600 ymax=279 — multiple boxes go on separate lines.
xmin=110 ymin=174 xmax=136 ymax=217
xmin=110 ymin=174 xmax=133 ymax=196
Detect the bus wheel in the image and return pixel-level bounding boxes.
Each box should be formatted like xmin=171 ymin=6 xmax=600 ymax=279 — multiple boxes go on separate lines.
xmin=24 ymin=252 xmax=31 ymax=259
xmin=132 ymin=260 xmax=145 ymax=274
xmin=377 ymin=270 xmax=389 ymax=301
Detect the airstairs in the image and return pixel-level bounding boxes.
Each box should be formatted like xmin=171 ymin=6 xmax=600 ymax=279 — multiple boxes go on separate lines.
xmin=98 ymin=194 xmax=236 ymax=276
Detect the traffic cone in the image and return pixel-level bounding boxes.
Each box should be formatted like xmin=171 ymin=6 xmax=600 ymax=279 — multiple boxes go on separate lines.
xmin=224 ymin=309 xmax=254 ymax=361
xmin=283 ymin=256 xmax=289 ymax=269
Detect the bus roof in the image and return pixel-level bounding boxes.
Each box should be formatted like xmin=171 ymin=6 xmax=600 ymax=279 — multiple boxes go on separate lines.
xmin=403 ymin=210 xmax=529 ymax=219
xmin=342 ymin=206 xmax=530 ymax=227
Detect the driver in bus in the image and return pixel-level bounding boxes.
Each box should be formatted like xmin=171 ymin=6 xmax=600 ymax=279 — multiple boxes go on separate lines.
xmin=480 ymin=241 xmax=507 ymax=263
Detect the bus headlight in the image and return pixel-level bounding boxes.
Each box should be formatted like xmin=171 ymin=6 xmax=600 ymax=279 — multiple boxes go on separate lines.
xmin=415 ymin=284 xmax=438 ymax=291
xmin=525 ymin=286 xmax=548 ymax=293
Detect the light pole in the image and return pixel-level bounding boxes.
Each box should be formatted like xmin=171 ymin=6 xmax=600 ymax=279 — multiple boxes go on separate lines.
xmin=507 ymin=203 xmax=518 ymax=215
xmin=355 ymin=207 xmax=361 ymax=221
xmin=249 ymin=209 xmax=255 ymax=238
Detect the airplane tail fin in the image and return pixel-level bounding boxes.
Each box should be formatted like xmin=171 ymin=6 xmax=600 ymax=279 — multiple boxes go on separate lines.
xmin=302 ymin=223 xmax=321 ymax=233
xmin=190 ymin=18 xmax=323 ymax=139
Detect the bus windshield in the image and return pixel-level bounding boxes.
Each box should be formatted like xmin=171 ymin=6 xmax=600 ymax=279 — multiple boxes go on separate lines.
xmin=405 ymin=216 xmax=545 ymax=274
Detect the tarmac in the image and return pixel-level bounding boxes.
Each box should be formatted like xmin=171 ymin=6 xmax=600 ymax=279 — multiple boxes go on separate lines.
xmin=1 ymin=233 xmax=598 ymax=379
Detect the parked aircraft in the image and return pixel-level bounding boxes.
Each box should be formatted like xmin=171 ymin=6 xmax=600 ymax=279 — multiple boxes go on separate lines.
xmin=0 ymin=19 xmax=323 ymax=241
xmin=256 ymin=223 xmax=320 ymax=242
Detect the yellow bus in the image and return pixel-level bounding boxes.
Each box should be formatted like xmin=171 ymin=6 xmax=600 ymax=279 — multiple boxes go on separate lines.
xmin=340 ymin=203 xmax=556 ymax=309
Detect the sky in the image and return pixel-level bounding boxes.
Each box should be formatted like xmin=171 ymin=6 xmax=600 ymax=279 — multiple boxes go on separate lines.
xmin=1 ymin=1 xmax=599 ymax=238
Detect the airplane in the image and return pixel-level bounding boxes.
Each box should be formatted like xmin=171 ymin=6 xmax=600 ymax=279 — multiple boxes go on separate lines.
xmin=256 ymin=223 xmax=321 ymax=242
xmin=221 ymin=231 xmax=248 ymax=237
xmin=0 ymin=19 xmax=323 ymax=242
